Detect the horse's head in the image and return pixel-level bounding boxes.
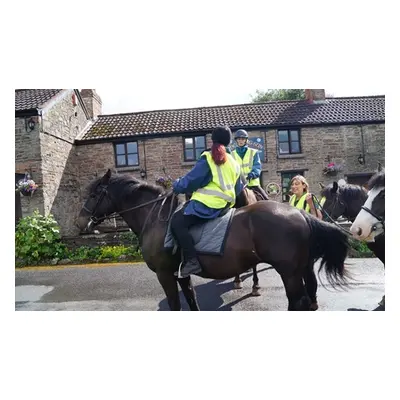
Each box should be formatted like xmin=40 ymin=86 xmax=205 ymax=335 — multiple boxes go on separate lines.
xmin=77 ymin=169 xmax=116 ymax=232
xmin=235 ymin=187 xmax=257 ymax=208
xmin=319 ymin=181 xmax=347 ymax=220
xmin=350 ymin=170 xmax=385 ymax=241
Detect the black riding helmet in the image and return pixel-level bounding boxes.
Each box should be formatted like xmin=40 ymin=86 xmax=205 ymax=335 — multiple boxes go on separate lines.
xmin=211 ymin=126 xmax=232 ymax=146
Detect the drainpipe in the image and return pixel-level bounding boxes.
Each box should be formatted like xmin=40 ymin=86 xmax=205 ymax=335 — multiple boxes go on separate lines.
xmin=360 ymin=125 xmax=366 ymax=165
xmin=143 ymin=139 xmax=147 ymax=180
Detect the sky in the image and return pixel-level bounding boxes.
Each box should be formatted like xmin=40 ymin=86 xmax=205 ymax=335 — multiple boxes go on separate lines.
xmin=96 ymin=87 xmax=386 ymax=115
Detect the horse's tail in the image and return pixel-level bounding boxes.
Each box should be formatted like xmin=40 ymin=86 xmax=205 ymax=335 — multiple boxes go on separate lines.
xmin=303 ymin=212 xmax=351 ymax=288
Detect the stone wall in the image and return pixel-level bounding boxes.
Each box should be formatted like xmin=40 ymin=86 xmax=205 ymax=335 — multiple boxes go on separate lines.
xmin=40 ymin=90 xmax=91 ymax=236
xmin=15 ymin=90 xmax=91 ymax=235
xmin=15 ymin=116 xmax=44 ymax=215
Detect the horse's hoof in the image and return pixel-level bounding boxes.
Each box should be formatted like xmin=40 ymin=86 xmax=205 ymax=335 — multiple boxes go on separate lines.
xmin=309 ymin=302 xmax=318 ymax=311
xmin=233 ymin=282 xmax=243 ymax=289
xmin=251 ymin=288 xmax=261 ymax=296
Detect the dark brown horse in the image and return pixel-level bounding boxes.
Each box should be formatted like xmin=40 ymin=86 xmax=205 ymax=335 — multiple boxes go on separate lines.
xmin=77 ymin=169 xmax=350 ymax=311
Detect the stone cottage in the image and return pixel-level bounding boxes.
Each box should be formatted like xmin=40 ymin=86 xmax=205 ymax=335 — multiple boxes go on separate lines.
xmin=15 ymin=89 xmax=385 ymax=237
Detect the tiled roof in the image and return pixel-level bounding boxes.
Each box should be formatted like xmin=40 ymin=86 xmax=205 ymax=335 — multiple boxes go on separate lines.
xmin=79 ymin=95 xmax=385 ymax=141
xmin=15 ymin=89 xmax=63 ymax=112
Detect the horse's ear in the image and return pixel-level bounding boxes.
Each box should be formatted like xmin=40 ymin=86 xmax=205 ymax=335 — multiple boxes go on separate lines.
xmin=318 ymin=182 xmax=325 ymax=189
xmin=331 ymin=181 xmax=338 ymax=193
xmin=100 ymin=169 xmax=112 ymax=184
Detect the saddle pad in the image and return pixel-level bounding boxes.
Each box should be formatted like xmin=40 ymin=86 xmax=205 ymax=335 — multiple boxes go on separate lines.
xmin=164 ymin=207 xmax=235 ymax=256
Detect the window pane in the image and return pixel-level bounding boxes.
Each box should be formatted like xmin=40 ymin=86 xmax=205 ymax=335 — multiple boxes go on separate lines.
xmin=195 ymin=148 xmax=205 ymax=160
xmin=116 ymin=144 xmax=126 ymax=155
xmin=290 ymin=130 xmax=299 ymax=141
xmin=195 ymin=136 xmax=205 ymax=147
xmin=185 ymin=149 xmax=194 ymax=160
xmin=185 ymin=138 xmax=194 ymax=149
xmin=127 ymin=142 xmax=137 ymax=153
xmin=127 ymin=154 xmax=138 ymax=165
xmin=278 ymin=130 xmax=288 ymax=142
xmin=279 ymin=142 xmax=289 ymax=154
xmin=117 ymin=155 xmax=126 ymax=166
xmin=291 ymin=141 xmax=300 ymax=153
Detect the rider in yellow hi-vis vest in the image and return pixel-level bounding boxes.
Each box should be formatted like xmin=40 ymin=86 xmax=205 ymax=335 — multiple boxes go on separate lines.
xmin=171 ymin=126 xmax=242 ymax=278
xmin=289 ymin=175 xmax=322 ymax=219
xmin=231 ymin=129 xmax=269 ymax=200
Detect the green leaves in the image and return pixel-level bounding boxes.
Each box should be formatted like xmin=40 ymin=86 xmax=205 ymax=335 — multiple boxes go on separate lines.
xmin=15 ymin=210 xmax=68 ymax=264
xmin=15 ymin=211 xmax=143 ymax=266
xmin=250 ymin=89 xmax=306 ymax=103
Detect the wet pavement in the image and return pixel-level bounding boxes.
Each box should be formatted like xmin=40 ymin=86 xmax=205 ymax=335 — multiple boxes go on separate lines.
xmin=15 ymin=258 xmax=385 ymax=311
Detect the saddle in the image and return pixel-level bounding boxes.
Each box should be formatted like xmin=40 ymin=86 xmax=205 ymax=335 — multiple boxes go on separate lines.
xmin=164 ymin=205 xmax=235 ymax=256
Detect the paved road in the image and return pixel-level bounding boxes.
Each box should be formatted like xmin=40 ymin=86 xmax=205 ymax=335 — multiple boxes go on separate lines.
xmin=15 ymin=258 xmax=384 ymax=311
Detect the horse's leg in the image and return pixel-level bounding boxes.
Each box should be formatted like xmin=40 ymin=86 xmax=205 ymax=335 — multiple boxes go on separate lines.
xmin=157 ymin=270 xmax=181 ymax=311
xmin=251 ymin=266 xmax=261 ymax=296
xmin=281 ymin=271 xmax=310 ymax=311
xmin=178 ymin=276 xmax=200 ymax=311
xmin=303 ymin=261 xmax=318 ymax=310
xmin=233 ymin=275 xmax=243 ymax=289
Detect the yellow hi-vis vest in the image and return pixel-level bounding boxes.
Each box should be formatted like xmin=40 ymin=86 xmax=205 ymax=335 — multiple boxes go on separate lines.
xmin=232 ymin=147 xmax=261 ymax=187
xmin=191 ymin=151 xmax=240 ymax=209
xmin=289 ymin=193 xmax=311 ymax=213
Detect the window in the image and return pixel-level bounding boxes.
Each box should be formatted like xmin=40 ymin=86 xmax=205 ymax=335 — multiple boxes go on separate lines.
xmin=184 ymin=136 xmax=206 ymax=161
xmin=114 ymin=142 xmax=139 ymax=167
xmin=281 ymin=171 xmax=305 ymax=202
xmin=277 ymin=129 xmax=301 ymax=155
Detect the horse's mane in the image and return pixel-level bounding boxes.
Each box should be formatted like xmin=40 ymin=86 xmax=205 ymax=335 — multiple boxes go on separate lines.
xmin=368 ymin=171 xmax=385 ymax=190
xmin=321 ymin=183 xmax=367 ymax=203
xmin=90 ymin=174 xmax=165 ymax=199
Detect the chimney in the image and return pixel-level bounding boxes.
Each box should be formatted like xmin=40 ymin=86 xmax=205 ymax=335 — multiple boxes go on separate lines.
xmin=80 ymin=89 xmax=102 ymax=119
xmin=305 ymin=89 xmax=326 ymax=103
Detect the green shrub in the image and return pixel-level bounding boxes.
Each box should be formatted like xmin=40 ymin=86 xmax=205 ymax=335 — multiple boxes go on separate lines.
xmin=15 ymin=210 xmax=68 ymax=264
xmin=349 ymin=238 xmax=374 ymax=257
xmin=68 ymin=246 xmax=102 ymax=261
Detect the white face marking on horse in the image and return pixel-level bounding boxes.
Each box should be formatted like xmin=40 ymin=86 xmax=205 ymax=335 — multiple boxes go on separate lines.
xmin=350 ymin=186 xmax=383 ymax=241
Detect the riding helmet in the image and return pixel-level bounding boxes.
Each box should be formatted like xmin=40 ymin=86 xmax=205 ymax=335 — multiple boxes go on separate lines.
xmin=211 ymin=126 xmax=232 ymax=146
xmin=234 ymin=129 xmax=249 ymax=139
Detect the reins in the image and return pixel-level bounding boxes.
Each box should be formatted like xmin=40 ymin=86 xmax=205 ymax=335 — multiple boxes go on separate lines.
xmin=311 ymin=194 xmax=353 ymax=236
xmin=89 ymin=190 xmax=176 ymax=225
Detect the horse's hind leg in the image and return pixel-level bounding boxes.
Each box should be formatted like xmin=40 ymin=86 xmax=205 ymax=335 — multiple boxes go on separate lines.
xmin=178 ymin=276 xmax=200 ymax=311
xmin=233 ymin=275 xmax=243 ymax=289
xmin=303 ymin=261 xmax=318 ymax=311
xmin=281 ymin=272 xmax=311 ymax=311
xmin=251 ymin=266 xmax=261 ymax=296
xmin=157 ymin=270 xmax=181 ymax=311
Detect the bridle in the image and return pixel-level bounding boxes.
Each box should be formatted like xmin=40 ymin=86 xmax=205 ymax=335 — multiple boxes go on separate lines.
xmin=312 ymin=194 xmax=352 ymax=236
xmin=360 ymin=204 xmax=385 ymax=232
xmin=83 ymin=184 xmax=176 ymax=240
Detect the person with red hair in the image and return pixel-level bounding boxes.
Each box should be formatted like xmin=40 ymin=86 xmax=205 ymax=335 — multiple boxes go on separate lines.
xmin=170 ymin=126 xmax=242 ymax=278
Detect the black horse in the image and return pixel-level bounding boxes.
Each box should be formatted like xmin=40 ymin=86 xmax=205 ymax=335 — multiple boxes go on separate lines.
xmin=77 ymin=169 xmax=351 ymax=311
xmin=319 ymin=168 xmax=385 ymax=310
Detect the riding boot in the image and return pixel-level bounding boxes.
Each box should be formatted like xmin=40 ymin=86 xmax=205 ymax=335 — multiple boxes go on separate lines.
xmin=171 ymin=212 xmax=202 ymax=278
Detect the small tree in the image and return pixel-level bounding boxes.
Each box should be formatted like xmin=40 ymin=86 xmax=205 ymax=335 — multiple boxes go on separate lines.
xmin=250 ymin=89 xmax=306 ymax=103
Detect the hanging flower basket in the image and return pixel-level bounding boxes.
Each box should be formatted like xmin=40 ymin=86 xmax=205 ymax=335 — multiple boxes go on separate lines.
xmin=155 ymin=175 xmax=173 ymax=190
xmin=323 ymin=162 xmax=341 ymax=176
xmin=16 ymin=178 xmax=38 ymax=196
